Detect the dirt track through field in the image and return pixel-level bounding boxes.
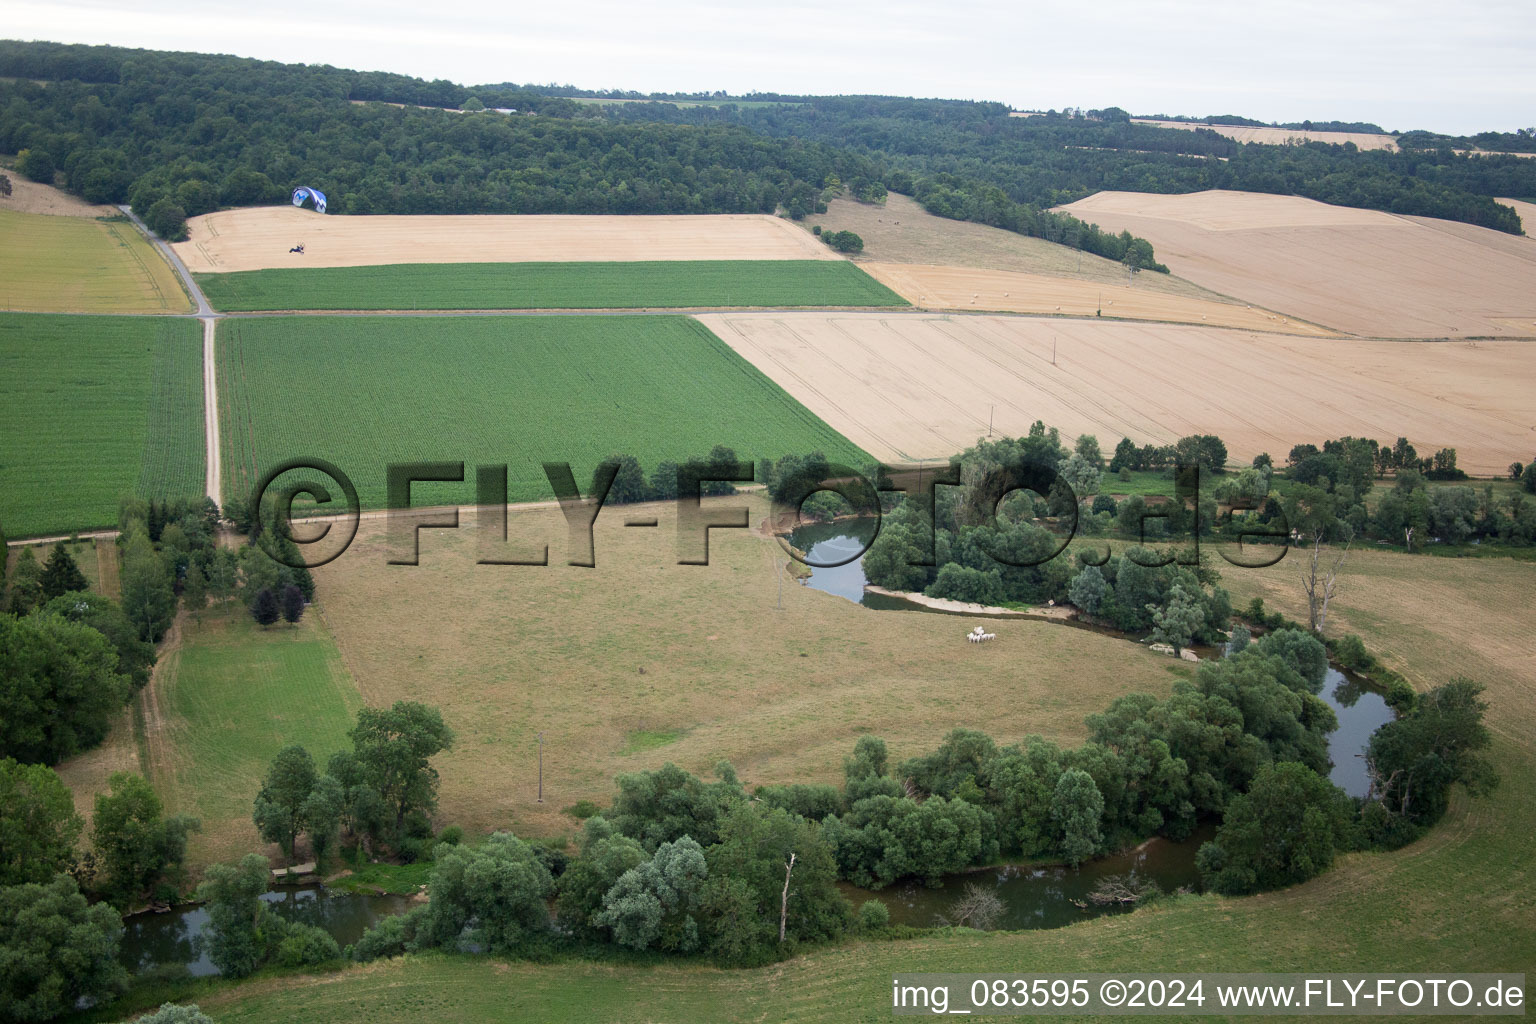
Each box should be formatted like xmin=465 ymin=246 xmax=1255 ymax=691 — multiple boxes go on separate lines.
xmin=860 ymin=261 xmax=1334 ymax=335
xmin=175 ymin=208 xmax=839 ymax=273
xmin=698 ymin=311 xmax=1536 ymax=473
xmin=1057 ymin=190 xmax=1536 ymax=337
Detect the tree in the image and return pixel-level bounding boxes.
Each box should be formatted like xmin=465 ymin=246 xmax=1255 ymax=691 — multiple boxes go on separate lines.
xmin=0 ymin=612 xmax=131 ymax=765
xmin=196 ymin=854 xmax=268 ymax=979
xmin=250 ymin=587 xmax=280 ymax=628
xmin=701 ymin=804 xmax=849 ymax=959
xmin=1148 ymin=581 xmax=1204 ymax=654
xmin=1302 ymin=530 xmax=1350 ymax=633
xmin=40 ymin=591 xmax=156 ymax=692
xmin=608 ymin=761 xmax=745 ymax=851
xmin=39 ymin=543 xmax=87 ymax=600
xmin=350 ymin=701 xmax=455 ymax=835
xmin=0 ymin=875 xmax=127 ymax=1022
xmin=925 ymin=563 xmax=1004 ymax=605
xmin=5 ymin=548 xmax=43 ymax=615
xmin=1196 ymin=761 xmax=1355 ymax=894
xmin=15 ymin=147 xmax=56 ymax=183
xmin=0 ymin=173 xmax=10 ymax=198
xmin=144 ymin=197 xmax=188 ymax=240
xmin=420 ymin=832 xmax=553 ymax=953
xmin=596 ymin=836 xmax=709 ymax=952
xmin=1074 ymin=434 xmax=1103 ymax=468
xmin=253 ymin=745 xmax=318 ymax=860
xmin=0 ymin=760 xmax=82 ymax=886
xmin=555 ymin=817 xmax=647 ymax=940
xmin=822 ymin=795 xmax=989 ymax=887
xmin=1365 ymin=679 xmax=1496 ymax=828
xmin=1059 ymin=453 xmax=1101 ymax=509
xmin=120 ymin=534 xmax=174 ymax=642
xmin=280 ymin=583 xmax=305 ymax=625
xmin=823 ymin=230 xmax=864 ymax=253
xmin=92 ymin=772 xmax=199 ymax=906
xmin=1050 ymin=768 xmax=1103 ymax=865
xmin=301 ymin=774 xmax=345 ymax=866
xmin=604 ymin=454 xmax=650 ymax=504
xmin=1068 ymin=564 xmax=1107 ymax=614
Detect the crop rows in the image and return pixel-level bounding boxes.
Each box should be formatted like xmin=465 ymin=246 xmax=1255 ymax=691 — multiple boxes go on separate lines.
xmin=216 ymin=315 xmax=870 ymax=511
xmin=0 ymin=209 xmax=193 ymax=313
xmin=0 ymin=313 xmax=203 ymax=537
xmin=195 ymin=260 xmax=907 ymax=311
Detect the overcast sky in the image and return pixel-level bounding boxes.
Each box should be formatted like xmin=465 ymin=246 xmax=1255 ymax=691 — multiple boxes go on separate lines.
xmin=8 ymin=0 xmax=1533 ymax=134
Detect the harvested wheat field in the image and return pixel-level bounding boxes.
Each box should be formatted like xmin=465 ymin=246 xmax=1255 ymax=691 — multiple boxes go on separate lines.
xmin=860 ymin=261 xmax=1333 ymax=335
xmin=1130 ymin=118 xmax=1399 ymax=151
xmin=174 ymin=207 xmax=838 ymax=273
xmin=1500 ymin=197 xmax=1536 ymax=233
xmin=697 ymin=311 xmax=1536 ymax=473
xmin=1057 ymin=190 xmax=1536 ymax=337
xmin=812 ymin=193 xmax=1228 ymax=301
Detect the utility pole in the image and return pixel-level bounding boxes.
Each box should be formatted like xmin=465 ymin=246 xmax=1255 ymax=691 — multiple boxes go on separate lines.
xmin=1052 ymin=335 xmax=1057 ymax=365
xmin=988 ymin=405 xmax=994 ymax=437
xmin=777 ymin=558 xmax=784 ymax=610
xmin=537 ymin=731 xmax=544 ymax=803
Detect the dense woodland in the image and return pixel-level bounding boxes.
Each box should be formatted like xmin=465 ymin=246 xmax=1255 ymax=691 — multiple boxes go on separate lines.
xmin=3 ymin=41 xmax=1532 ymax=273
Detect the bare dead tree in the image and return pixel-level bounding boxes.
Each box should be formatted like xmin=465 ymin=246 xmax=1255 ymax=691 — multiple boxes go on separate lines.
xmin=1302 ymin=529 xmax=1352 ymax=634
xmin=778 ymin=852 xmax=796 ymax=943
xmin=1363 ymin=756 xmax=1412 ymax=818
xmin=1087 ymin=873 xmax=1161 ymax=906
xmin=934 ymin=883 xmax=1004 ymax=931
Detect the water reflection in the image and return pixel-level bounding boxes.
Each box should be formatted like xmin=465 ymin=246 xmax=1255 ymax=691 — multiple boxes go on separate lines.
xmin=847 ymin=826 xmax=1213 ymax=931
xmin=119 ymin=887 xmax=415 ymax=978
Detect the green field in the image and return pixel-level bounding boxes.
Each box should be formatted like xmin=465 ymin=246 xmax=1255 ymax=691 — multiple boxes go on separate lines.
xmin=151 ymin=604 xmax=363 ymax=867
xmin=216 ymin=315 xmax=870 ymax=511
xmin=0 ymin=209 xmax=192 ymax=313
xmin=0 ymin=313 xmax=204 ymax=537
xmin=194 ymin=261 xmax=906 ymax=311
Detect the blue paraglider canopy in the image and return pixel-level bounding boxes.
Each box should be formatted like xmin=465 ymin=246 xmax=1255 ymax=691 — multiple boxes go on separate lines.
xmin=291 ymin=186 xmax=328 ymax=213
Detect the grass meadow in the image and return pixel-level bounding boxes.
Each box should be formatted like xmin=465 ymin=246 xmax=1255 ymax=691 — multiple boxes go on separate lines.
xmin=215 ymin=315 xmax=869 ymax=511
xmin=195 ymin=260 xmax=906 ymax=311
xmin=0 ymin=209 xmax=192 ymax=313
xmin=0 ymin=313 xmax=204 ymax=537
xmin=146 ymin=603 xmax=363 ymax=867
xmin=306 ymin=496 xmax=1187 ymax=845
xmin=82 ymin=545 xmax=1533 ymax=1022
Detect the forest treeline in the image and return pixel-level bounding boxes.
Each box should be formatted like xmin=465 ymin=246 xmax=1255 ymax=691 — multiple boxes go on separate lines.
xmin=612 ymin=98 xmax=1533 ymax=233
xmin=4 ymin=42 xmax=1531 ymax=270
xmin=0 ymin=42 xmax=1164 ymax=268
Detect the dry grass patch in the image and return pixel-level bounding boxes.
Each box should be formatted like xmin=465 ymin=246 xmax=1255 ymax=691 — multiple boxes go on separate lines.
xmin=0 ymin=175 xmax=117 ymax=216
xmin=699 ymin=311 xmax=1536 ymax=473
xmin=811 ymin=193 xmax=1229 ymax=302
xmin=310 ymin=495 xmax=1179 ymax=842
xmin=174 ymin=207 xmax=838 ymax=273
xmin=1130 ymin=119 xmax=1399 ymax=151
xmin=1056 ymin=190 xmax=1536 ymax=337
xmin=860 ymin=261 xmax=1333 ymax=334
